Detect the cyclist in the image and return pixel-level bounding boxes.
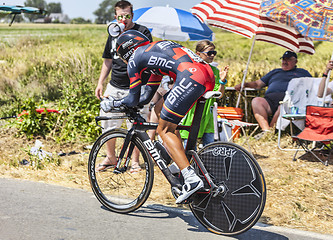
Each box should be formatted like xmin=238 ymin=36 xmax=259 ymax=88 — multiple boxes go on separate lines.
xmin=101 ymin=30 xmax=215 ymax=203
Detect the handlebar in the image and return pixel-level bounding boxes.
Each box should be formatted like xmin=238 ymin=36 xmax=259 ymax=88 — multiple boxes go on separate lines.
xmin=95 ymin=106 xmax=145 ymax=126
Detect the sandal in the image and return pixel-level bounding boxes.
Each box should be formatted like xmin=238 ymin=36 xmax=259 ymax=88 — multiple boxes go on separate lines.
xmin=130 ymin=166 xmax=142 ymax=174
xmin=254 ymin=130 xmax=270 ymax=140
xmin=96 ymin=156 xmax=117 ymax=172
xmin=96 ymin=163 xmax=115 ymax=172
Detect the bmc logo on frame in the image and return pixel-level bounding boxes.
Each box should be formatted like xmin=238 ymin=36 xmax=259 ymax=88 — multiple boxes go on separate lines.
xmin=143 ymin=139 xmax=167 ymax=169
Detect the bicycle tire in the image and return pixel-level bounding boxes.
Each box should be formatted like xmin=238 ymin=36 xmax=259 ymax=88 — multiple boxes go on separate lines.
xmin=88 ymin=128 xmax=154 ymax=214
xmin=189 ymin=141 xmax=266 ymax=236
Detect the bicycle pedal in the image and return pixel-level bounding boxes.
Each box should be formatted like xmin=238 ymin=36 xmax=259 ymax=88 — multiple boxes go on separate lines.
xmin=171 ymin=186 xmax=182 ymax=200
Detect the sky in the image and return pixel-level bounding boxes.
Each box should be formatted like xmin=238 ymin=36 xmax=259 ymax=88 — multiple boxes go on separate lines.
xmin=1 ymin=0 xmax=204 ymax=21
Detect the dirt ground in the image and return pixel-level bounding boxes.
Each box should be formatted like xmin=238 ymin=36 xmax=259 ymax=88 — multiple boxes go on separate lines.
xmin=0 ymin=126 xmax=332 ymax=235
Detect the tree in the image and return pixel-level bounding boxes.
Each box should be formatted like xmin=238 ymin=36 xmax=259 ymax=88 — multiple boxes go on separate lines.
xmin=71 ymin=17 xmax=92 ymax=24
xmin=93 ymin=0 xmax=117 ymax=24
xmin=24 ymin=0 xmax=47 ymax=22
xmin=47 ymin=2 xmax=62 ymax=13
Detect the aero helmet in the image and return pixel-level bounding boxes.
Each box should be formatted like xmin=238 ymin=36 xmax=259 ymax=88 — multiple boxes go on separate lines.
xmin=116 ymin=30 xmax=150 ymax=62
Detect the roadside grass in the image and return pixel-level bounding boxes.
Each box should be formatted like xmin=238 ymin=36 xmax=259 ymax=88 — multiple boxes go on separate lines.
xmin=0 ymin=126 xmax=332 ymax=234
xmin=1 ymin=24 xmax=331 ymax=103
xmin=0 ymin=23 xmax=332 ymax=234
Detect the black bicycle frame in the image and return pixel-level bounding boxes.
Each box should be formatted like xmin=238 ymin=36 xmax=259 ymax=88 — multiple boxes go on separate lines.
xmin=98 ymin=97 xmax=217 ymax=191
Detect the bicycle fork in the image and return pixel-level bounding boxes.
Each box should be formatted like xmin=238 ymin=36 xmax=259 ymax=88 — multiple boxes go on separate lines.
xmin=113 ymin=128 xmax=136 ymax=173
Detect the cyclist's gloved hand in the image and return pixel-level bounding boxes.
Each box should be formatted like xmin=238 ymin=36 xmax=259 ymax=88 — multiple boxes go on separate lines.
xmin=100 ymin=96 xmax=116 ymax=112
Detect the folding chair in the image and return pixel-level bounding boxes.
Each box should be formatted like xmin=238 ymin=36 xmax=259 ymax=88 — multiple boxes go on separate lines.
xmin=292 ymin=105 xmax=333 ymax=166
xmin=277 ymin=77 xmax=332 ymax=150
xmin=213 ymin=103 xmax=259 ymax=155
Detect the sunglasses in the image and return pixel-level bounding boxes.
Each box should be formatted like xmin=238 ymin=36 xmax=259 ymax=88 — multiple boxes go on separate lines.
xmin=117 ymin=14 xmax=132 ymax=21
xmin=201 ymin=50 xmax=217 ymax=56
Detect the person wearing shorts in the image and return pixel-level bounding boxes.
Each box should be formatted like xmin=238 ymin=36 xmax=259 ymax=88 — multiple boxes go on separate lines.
xmin=94 ymin=1 xmax=152 ymax=172
xmin=234 ymin=51 xmax=312 ymax=138
xmin=100 ymin=30 xmax=216 ymax=204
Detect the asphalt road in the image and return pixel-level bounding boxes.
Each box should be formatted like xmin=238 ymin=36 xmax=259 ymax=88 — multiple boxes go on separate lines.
xmin=0 ymin=178 xmax=332 ymax=240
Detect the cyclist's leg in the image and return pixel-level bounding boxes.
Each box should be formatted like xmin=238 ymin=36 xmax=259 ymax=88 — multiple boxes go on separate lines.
xmin=152 ymin=97 xmax=179 ymax=156
xmin=157 ymin=120 xmax=188 ymax=169
xmin=158 ymin=76 xmax=210 ymax=203
xmin=158 ymin=76 xmax=204 ymax=170
xmin=157 ymin=119 xmax=204 ymax=203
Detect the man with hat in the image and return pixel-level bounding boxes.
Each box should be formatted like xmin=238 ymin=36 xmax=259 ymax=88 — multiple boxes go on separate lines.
xmin=235 ymin=50 xmax=312 ymax=139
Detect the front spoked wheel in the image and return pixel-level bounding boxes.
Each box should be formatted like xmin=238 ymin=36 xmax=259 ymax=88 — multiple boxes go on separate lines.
xmin=88 ymin=129 xmax=154 ymax=214
xmin=189 ymin=142 xmax=266 ymax=235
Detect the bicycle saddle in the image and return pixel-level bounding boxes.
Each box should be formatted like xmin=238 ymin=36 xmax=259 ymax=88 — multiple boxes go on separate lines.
xmin=203 ymin=91 xmax=222 ymax=99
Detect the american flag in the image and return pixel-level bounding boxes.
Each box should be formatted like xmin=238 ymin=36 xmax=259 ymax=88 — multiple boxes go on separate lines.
xmin=191 ymin=0 xmax=315 ymax=54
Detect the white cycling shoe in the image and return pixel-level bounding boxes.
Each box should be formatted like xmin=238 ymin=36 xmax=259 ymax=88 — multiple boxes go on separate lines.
xmin=176 ymin=167 xmax=203 ymax=204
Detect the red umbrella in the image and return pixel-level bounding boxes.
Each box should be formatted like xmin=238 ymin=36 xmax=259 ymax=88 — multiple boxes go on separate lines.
xmin=191 ymin=0 xmax=315 ymax=53
xmin=191 ymin=0 xmax=315 ymax=107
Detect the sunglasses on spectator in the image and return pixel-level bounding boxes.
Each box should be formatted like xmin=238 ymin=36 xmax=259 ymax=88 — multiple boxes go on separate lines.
xmin=201 ymin=50 xmax=217 ymax=56
xmin=117 ymin=14 xmax=132 ymax=21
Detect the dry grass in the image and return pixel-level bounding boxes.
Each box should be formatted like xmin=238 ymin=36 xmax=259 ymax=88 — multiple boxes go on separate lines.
xmin=0 ymin=126 xmax=332 ymax=234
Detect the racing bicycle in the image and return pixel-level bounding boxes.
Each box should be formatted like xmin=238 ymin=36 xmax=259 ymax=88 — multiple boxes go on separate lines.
xmin=88 ymin=91 xmax=266 ymax=236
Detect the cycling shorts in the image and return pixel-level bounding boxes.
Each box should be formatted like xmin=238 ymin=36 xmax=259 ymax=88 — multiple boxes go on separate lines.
xmin=160 ymin=62 xmax=215 ymax=124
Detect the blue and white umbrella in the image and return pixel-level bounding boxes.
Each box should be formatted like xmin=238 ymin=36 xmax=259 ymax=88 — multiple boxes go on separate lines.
xmin=132 ymin=6 xmax=214 ymax=41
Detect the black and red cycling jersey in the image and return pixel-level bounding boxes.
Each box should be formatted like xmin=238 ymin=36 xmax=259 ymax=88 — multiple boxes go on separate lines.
xmin=119 ymin=40 xmax=215 ymax=124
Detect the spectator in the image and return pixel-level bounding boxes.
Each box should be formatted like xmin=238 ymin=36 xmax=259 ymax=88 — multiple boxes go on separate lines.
xmin=234 ymin=51 xmax=312 ymax=139
xmin=180 ymin=40 xmax=228 ymax=147
xmin=95 ymin=0 xmax=152 ymax=172
xmin=317 ymin=60 xmax=333 ymax=99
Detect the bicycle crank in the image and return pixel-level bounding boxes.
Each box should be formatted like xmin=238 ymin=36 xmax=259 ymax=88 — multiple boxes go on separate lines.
xmin=212 ymin=183 xmax=228 ymax=198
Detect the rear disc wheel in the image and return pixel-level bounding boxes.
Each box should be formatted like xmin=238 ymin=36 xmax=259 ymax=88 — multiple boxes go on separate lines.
xmin=189 ymin=142 xmax=266 ymax=235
